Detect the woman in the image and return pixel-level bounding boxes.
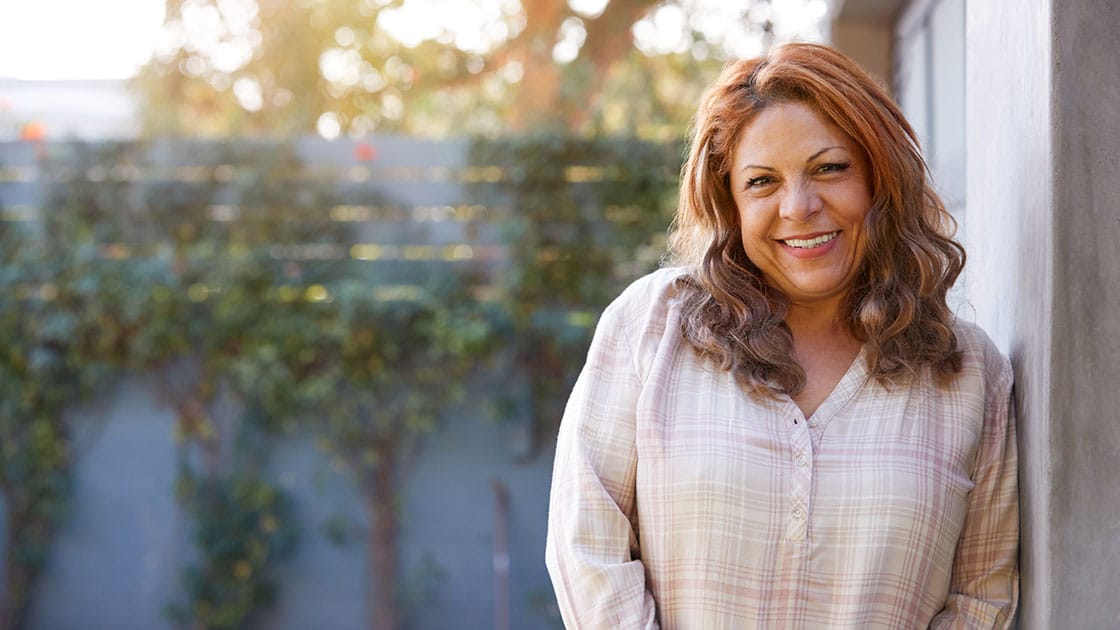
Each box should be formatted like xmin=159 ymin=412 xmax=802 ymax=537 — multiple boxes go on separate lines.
xmin=545 ymin=43 xmax=1018 ymax=628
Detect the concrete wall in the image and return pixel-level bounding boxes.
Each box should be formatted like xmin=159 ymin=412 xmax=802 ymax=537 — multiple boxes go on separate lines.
xmin=1046 ymin=0 xmax=1120 ymax=626
xmin=965 ymin=1 xmax=1052 ymax=625
xmin=830 ymin=20 xmax=893 ymax=88
xmin=828 ymin=0 xmax=902 ymax=89
xmin=24 ymin=379 xmax=186 ymax=629
xmin=967 ymin=0 xmax=1120 ymax=626
xmin=17 ymin=374 xmax=559 ymax=629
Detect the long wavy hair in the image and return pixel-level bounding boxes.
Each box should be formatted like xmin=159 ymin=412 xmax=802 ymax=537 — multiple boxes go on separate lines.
xmin=668 ymin=42 xmax=965 ymax=397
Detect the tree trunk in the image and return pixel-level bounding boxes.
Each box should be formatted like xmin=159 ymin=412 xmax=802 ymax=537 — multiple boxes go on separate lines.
xmin=506 ymin=0 xmax=567 ymax=130
xmin=366 ymin=443 xmax=399 ymax=630
xmin=569 ymin=0 xmax=658 ymax=130
xmin=0 ymin=490 xmax=31 ymax=630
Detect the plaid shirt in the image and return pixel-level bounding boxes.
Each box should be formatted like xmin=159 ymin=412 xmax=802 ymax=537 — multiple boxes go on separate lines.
xmin=546 ymin=268 xmax=1018 ymax=629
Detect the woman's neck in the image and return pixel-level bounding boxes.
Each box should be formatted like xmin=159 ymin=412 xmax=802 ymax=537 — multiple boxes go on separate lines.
xmin=784 ymin=298 xmax=863 ymax=417
xmin=784 ymin=297 xmax=854 ymax=346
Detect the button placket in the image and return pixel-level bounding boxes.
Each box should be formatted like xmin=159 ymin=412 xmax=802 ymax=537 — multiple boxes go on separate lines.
xmin=786 ymin=414 xmax=814 ymax=541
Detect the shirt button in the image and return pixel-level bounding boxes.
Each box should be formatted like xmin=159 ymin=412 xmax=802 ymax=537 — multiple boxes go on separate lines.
xmin=792 ymin=507 xmax=805 ymax=521
xmin=795 ymin=453 xmax=808 ymax=467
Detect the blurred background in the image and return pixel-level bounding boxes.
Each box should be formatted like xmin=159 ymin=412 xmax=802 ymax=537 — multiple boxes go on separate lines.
xmin=0 ymin=1 xmax=917 ymax=629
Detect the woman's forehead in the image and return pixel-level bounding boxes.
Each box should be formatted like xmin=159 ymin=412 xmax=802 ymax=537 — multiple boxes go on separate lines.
xmin=734 ymin=102 xmax=860 ymax=165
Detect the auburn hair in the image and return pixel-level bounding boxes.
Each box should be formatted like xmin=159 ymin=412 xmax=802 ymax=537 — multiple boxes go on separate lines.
xmin=668 ymin=42 xmax=965 ymax=397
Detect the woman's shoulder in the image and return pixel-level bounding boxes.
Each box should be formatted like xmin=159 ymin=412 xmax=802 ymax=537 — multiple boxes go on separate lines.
xmin=608 ymin=266 xmax=693 ymax=314
xmin=595 ymin=266 xmax=693 ymax=358
xmin=951 ymin=318 xmax=1012 ymax=386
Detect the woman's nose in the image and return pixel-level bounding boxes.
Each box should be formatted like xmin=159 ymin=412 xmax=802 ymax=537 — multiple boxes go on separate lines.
xmin=779 ymin=182 xmax=823 ymax=222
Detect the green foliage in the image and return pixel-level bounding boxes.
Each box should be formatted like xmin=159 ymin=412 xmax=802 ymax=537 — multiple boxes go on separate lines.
xmin=0 ymin=133 xmax=681 ymax=627
xmin=471 ymin=134 xmax=679 ymax=309
xmin=97 ymin=141 xmax=355 ymax=627
xmin=525 ymin=587 xmax=565 ymax=629
xmin=165 ymin=470 xmax=297 ymax=630
xmin=469 ymin=134 xmax=681 ymax=431
xmin=0 ymin=144 xmax=159 ymax=628
xmin=245 ymin=274 xmax=504 ymax=629
xmin=0 ymin=139 xmax=348 ymax=628
xmin=1 ymin=137 xmax=505 ymax=628
xmin=304 ymin=276 xmax=502 ymax=478
xmin=400 ymin=552 xmax=448 ymax=627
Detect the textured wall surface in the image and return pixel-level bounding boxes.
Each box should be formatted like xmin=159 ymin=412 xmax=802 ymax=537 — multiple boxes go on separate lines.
xmin=23 ymin=379 xmax=186 ymax=629
xmin=1048 ymin=0 xmax=1120 ymax=626
xmin=966 ymin=1 xmax=1053 ymax=627
xmin=830 ymin=20 xmax=893 ymax=87
xmin=968 ymin=0 xmax=1120 ymax=627
xmin=17 ymin=375 xmax=558 ymax=630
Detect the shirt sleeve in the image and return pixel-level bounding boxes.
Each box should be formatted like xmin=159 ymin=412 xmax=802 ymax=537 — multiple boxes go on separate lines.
xmin=544 ymin=297 xmax=660 ymax=629
xmin=930 ymin=355 xmax=1019 ymax=629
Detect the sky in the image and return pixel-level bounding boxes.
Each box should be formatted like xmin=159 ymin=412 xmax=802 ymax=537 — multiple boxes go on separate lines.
xmin=0 ymin=0 xmax=167 ymax=80
xmin=0 ymin=0 xmax=827 ymax=81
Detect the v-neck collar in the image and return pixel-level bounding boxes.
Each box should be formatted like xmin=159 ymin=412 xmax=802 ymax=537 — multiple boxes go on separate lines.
xmin=784 ymin=345 xmax=870 ymax=429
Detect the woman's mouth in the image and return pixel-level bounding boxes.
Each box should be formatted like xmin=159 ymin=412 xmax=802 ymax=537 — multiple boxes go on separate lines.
xmin=781 ymin=231 xmax=840 ymax=249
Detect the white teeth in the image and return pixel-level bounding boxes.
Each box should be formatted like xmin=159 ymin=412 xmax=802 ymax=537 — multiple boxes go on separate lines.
xmin=783 ymin=232 xmax=839 ymax=248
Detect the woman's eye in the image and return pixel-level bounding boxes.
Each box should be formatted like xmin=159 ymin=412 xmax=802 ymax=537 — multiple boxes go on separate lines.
xmin=817 ymin=161 xmax=851 ymax=174
xmin=745 ymin=176 xmax=773 ymax=189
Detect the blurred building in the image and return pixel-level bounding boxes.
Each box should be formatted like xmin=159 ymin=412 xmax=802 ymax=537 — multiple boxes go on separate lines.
xmin=826 ymin=0 xmax=964 ymax=218
xmin=826 ymin=1 xmax=1120 ymax=628
xmin=0 ymin=78 xmax=140 ymax=140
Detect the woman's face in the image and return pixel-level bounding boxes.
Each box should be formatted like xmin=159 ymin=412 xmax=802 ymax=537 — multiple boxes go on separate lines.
xmin=730 ymin=101 xmax=873 ymax=310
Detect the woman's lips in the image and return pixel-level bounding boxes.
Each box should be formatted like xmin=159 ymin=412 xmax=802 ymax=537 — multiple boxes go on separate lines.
xmin=778 ymin=230 xmax=840 ymax=258
xmin=779 ymin=231 xmax=839 ymax=248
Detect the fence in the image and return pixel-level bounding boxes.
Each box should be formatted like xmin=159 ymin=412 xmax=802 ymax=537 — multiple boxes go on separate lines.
xmin=0 ymin=135 xmax=679 ymax=629
xmin=2 ymin=137 xmax=507 ymax=289
xmin=0 ymin=135 xmax=675 ymax=290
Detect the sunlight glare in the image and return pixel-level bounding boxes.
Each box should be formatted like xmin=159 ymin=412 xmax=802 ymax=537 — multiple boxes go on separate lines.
xmin=632 ymin=4 xmax=689 ymax=56
xmin=633 ymin=0 xmax=827 ymax=61
xmin=552 ymin=17 xmax=588 ymax=65
xmin=0 ymin=0 xmax=165 ymax=80
xmin=568 ymin=0 xmax=609 ymax=19
xmin=233 ymin=77 xmax=263 ymax=111
xmin=377 ymin=0 xmax=516 ymax=54
xmin=0 ymin=0 xmax=830 ymax=82
xmin=317 ymin=112 xmax=341 ymax=139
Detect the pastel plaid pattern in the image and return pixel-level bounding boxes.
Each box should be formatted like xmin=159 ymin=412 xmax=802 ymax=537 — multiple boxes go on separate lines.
xmin=546 ymin=268 xmax=1018 ymax=629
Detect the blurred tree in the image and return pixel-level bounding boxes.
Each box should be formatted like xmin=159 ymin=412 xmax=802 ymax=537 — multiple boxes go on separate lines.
xmin=135 ymin=0 xmax=795 ymax=137
xmin=0 ymin=144 xmax=155 ymax=629
xmin=120 ymin=142 xmax=360 ymax=628
xmin=31 ymin=138 xmax=501 ymax=629
xmin=276 ymin=278 xmax=499 ymax=630
xmin=467 ymin=134 xmax=678 ymax=451
xmin=0 ymin=130 xmax=684 ymax=626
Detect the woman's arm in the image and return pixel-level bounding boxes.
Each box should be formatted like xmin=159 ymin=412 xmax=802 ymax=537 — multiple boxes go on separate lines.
xmin=545 ymin=299 xmax=660 ymax=629
xmin=930 ymin=356 xmax=1019 ymax=629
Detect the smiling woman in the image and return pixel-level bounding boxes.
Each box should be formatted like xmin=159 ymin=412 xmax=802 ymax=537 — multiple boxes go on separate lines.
xmin=545 ymin=42 xmax=1019 ymax=629
xmin=730 ymin=100 xmax=875 ymax=416
xmin=671 ymin=43 xmax=969 ymax=400
xmin=731 ymin=102 xmax=872 ymax=319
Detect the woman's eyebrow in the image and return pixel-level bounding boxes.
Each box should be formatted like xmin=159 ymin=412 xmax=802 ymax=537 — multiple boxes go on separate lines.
xmin=741 ymin=163 xmax=777 ymax=172
xmin=741 ymin=145 xmax=849 ymax=172
xmin=807 ymin=145 xmax=846 ymax=161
